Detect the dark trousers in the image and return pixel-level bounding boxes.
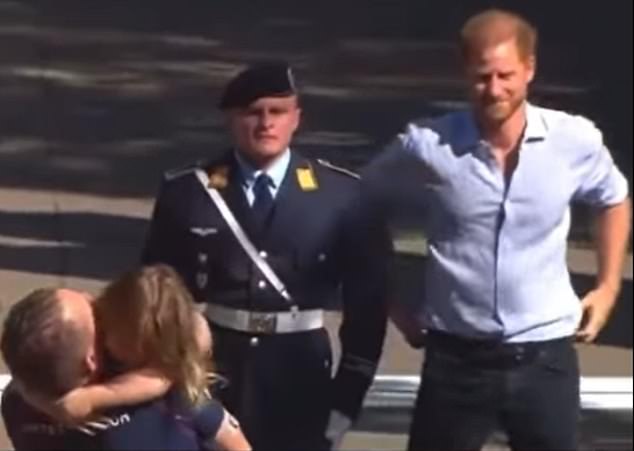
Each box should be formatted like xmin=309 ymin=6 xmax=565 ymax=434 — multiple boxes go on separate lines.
xmin=212 ymin=326 xmax=333 ymax=451
xmin=408 ymin=332 xmax=580 ymax=451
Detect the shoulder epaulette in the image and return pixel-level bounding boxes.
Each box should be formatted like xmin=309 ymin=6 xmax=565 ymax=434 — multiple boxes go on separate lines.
xmin=316 ymin=159 xmax=360 ymax=180
xmin=164 ymin=161 xmax=200 ymax=181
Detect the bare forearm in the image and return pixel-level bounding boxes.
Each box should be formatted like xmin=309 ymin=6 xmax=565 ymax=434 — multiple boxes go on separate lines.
xmin=595 ymin=198 xmax=631 ymax=296
xmin=212 ymin=411 xmax=252 ymax=451
xmin=86 ymin=368 xmax=171 ymax=410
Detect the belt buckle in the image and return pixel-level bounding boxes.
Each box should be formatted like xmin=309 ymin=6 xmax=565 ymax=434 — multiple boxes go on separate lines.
xmin=248 ymin=312 xmax=277 ymax=333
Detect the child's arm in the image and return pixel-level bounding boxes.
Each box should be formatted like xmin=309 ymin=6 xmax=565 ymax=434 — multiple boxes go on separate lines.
xmin=212 ymin=411 xmax=251 ymax=451
xmin=55 ymin=368 xmax=172 ymax=424
xmin=195 ymin=402 xmax=251 ymax=451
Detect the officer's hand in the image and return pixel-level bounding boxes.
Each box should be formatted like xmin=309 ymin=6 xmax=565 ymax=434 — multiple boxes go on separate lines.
xmin=576 ymin=286 xmax=618 ymax=343
xmin=389 ymin=304 xmax=426 ymax=349
xmin=325 ymin=410 xmax=352 ymax=450
xmin=404 ymin=329 xmax=427 ymax=349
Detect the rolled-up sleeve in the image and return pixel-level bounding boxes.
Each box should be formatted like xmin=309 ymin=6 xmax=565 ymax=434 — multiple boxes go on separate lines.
xmin=573 ymin=130 xmax=629 ymax=207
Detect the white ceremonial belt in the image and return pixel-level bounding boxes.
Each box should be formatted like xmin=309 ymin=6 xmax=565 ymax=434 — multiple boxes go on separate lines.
xmin=205 ymin=304 xmax=324 ymax=334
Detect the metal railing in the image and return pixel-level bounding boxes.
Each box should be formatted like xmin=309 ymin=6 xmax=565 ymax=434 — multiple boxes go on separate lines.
xmin=2 ymin=372 xmax=631 ymax=412
xmin=364 ymin=374 xmax=633 ymax=411
xmin=1 ymin=373 xmax=632 ymax=448
xmin=357 ymin=375 xmax=633 ymax=450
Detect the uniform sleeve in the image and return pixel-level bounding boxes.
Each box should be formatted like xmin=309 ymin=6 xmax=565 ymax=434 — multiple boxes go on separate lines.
xmin=331 ymin=183 xmax=390 ymax=420
xmin=141 ymin=178 xmax=178 ymax=265
xmin=572 ymin=123 xmax=629 ymax=206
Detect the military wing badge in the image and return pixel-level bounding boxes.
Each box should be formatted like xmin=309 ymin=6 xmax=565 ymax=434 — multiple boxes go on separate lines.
xmin=190 ymin=227 xmax=218 ymax=237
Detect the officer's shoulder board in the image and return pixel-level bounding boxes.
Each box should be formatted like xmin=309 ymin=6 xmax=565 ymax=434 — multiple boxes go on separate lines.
xmin=164 ymin=161 xmax=200 ymax=182
xmin=316 ymin=159 xmax=360 ymax=180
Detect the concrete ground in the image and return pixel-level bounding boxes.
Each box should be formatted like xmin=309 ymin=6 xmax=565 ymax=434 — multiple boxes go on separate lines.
xmin=0 ymin=1 xmax=631 ymax=449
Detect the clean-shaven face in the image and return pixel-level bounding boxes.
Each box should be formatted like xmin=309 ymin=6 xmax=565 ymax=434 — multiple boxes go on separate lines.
xmin=228 ymin=95 xmax=301 ymax=167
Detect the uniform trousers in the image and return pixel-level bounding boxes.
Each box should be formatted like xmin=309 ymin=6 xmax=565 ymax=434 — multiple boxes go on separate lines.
xmin=212 ymin=325 xmax=333 ymax=450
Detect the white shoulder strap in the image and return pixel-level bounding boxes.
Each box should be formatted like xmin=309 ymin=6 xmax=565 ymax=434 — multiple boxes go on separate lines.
xmin=194 ymin=169 xmax=293 ymax=303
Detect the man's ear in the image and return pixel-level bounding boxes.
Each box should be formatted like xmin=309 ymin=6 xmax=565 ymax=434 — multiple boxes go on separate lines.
xmin=84 ymin=345 xmax=99 ymax=376
xmin=525 ymin=55 xmax=536 ymax=84
xmin=293 ymin=107 xmax=302 ymax=133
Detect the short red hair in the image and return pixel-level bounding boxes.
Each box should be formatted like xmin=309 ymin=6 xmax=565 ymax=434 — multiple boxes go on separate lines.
xmin=460 ymin=9 xmax=538 ymax=62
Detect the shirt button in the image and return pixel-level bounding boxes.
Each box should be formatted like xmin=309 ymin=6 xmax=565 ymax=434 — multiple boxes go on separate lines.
xmin=257 ymin=280 xmax=267 ymax=290
xmin=250 ymin=337 xmax=259 ymax=347
xmin=317 ymin=253 xmax=327 ymax=262
xmin=259 ymin=250 xmax=268 ymax=259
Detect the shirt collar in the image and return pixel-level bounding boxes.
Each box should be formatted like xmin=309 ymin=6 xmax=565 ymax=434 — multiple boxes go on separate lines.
xmin=457 ymin=102 xmax=548 ymax=150
xmin=523 ymin=102 xmax=548 ymax=142
xmin=234 ymin=148 xmax=291 ymax=189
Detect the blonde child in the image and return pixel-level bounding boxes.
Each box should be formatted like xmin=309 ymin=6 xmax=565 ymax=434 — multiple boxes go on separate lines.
xmin=51 ymin=264 xmax=249 ymax=450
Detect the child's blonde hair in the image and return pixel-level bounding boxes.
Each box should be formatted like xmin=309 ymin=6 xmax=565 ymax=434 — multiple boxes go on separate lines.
xmin=95 ymin=264 xmax=210 ymax=405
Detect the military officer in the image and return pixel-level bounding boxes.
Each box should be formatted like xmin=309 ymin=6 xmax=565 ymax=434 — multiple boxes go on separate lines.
xmin=141 ymin=62 xmax=388 ymax=450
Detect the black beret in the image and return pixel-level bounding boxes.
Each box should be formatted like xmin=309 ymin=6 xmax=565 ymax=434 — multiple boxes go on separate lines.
xmin=219 ymin=62 xmax=297 ymax=110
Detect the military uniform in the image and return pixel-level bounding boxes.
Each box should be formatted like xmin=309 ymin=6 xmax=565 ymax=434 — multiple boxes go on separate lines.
xmin=142 ymin=150 xmax=388 ymax=450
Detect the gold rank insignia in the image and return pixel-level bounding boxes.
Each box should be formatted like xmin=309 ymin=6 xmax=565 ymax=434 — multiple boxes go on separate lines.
xmin=208 ymin=165 xmax=229 ymax=189
xmin=296 ymin=166 xmax=318 ymax=191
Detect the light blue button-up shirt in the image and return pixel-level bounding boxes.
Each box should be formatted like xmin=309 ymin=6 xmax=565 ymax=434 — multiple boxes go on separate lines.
xmin=366 ymin=103 xmax=629 ymax=342
xmin=235 ymin=148 xmax=291 ymax=205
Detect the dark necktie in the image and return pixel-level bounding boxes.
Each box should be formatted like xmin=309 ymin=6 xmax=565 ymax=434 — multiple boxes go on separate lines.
xmin=251 ymin=173 xmax=274 ymax=232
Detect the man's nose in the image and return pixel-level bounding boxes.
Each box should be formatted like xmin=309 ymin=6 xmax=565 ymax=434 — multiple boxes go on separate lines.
xmin=258 ymin=111 xmax=274 ymax=129
xmin=486 ymin=77 xmax=504 ymax=98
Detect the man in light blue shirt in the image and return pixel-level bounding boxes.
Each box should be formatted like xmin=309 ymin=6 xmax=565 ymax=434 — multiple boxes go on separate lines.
xmin=365 ymin=8 xmax=631 ymax=451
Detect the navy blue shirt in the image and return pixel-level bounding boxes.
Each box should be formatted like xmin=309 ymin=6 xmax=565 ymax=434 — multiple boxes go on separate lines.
xmin=1 ymin=384 xmax=225 ymax=450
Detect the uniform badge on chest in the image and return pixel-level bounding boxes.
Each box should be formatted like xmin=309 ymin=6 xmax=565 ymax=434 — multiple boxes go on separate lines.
xmin=190 ymin=227 xmax=218 ymax=237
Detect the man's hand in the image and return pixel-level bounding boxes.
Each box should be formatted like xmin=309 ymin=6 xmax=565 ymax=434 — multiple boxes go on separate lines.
xmin=389 ymin=303 xmax=426 ymax=349
xmin=576 ymin=286 xmax=619 ymax=343
xmin=578 ymin=199 xmax=631 ymax=343
xmin=325 ymin=410 xmax=352 ymax=450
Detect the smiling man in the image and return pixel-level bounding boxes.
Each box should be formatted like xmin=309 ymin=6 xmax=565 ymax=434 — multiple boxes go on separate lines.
xmin=364 ymin=9 xmax=631 ymax=451
xmin=142 ymin=62 xmax=388 ymax=450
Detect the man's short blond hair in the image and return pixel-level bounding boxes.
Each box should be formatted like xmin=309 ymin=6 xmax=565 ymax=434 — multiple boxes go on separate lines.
xmin=1 ymin=289 xmax=92 ymax=398
xmin=460 ymin=9 xmax=538 ymax=62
